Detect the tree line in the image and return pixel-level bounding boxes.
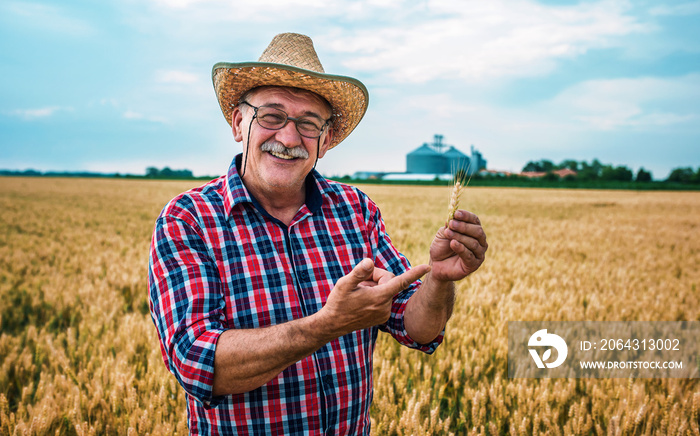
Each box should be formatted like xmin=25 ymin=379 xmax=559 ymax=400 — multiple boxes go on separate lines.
xmin=0 ymin=166 xmax=210 ymax=180
xmin=521 ymin=159 xmax=700 ymax=184
xmin=144 ymin=167 xmax=194 ymax=179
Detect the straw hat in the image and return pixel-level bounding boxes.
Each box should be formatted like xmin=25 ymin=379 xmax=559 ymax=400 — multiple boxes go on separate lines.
xmin=212 ymin=33 xmax=369 ymax=149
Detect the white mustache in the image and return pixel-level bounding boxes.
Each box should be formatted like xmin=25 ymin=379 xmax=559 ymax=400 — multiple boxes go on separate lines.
xmin=260 ymin=141 xmax=309 ymax=159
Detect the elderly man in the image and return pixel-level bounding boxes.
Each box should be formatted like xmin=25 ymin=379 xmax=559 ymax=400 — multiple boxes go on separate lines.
xmin=149 ymin=33 xmax=487 ymax=435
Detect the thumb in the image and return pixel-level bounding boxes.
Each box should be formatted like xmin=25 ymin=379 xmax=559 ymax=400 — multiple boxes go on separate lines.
xmin=337 ymin=258 xmax=374 ymax=292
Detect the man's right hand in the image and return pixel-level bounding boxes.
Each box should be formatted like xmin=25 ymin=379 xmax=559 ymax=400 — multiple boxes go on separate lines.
xmin=213 ymin=259 xmax=429 ymax=396
xmin=319 ymin=258 xmax=431 ymax=338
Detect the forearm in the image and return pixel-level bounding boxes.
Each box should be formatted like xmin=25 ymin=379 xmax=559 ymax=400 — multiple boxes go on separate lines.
xmin=404 ymin=272 xmax=455 ymax=345
xmin=212 ymin=311 xmax=335 ymax=396
xmin=211 ymin=260 xmax=431 ymax=396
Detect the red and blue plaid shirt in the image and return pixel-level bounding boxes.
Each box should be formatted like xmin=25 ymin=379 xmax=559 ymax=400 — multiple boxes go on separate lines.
xmin=148 ymin=155 xmax=443 ymax=435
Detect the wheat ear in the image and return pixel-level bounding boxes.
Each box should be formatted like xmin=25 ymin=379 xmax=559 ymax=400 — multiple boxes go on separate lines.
xmin=447 ymin=181 xmax=463 ymax=223
xmin=446 ymin=164 xmax=472 ymax=224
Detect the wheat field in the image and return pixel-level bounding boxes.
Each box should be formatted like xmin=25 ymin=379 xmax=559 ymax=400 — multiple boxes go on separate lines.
xmin=0 ymin=176 xmax=698 ymax=435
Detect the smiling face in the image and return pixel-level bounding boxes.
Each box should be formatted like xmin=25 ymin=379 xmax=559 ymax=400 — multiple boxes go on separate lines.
xmin=231 ymin=86 xmax=333 ymax=202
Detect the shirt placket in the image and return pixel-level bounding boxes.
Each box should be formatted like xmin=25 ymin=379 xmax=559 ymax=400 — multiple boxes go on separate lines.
xmin=287 ymin=215 xmax=339 ymax=435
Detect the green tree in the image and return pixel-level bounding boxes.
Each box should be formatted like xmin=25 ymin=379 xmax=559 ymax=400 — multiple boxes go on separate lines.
xmin=557 ymin=159 xmax=579 ymax=171
xmin=578 ymin=160 xmax=601 ymax=181
xmin=601 ymin=165 xmax=633 ymax=182
xmin=522 ymin=161 xmax=540 ymax=172
xmin=667 ymin=167 xmax=695 ymax=184
xmin=145 ymin=166 xmax=194 ymax=179
xmin=522 ymin=159 xmax=554 ymax=172
xmin=542 ymin=172 xmax=559 ymax=182
xmin=635 ymin=168 xmax=652 ymax=183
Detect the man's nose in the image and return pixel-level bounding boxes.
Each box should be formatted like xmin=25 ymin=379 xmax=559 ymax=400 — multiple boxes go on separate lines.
xmin=274 ymin=119 xmax=303 ymax=147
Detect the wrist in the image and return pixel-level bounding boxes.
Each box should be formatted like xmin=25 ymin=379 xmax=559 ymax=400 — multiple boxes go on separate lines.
xmin=423 ymin=271 xmax=454 ymax=292
xmin=305 ymin=308 xmax=341 ymax=345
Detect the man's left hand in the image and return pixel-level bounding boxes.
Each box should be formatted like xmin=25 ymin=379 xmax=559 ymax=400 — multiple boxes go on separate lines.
xmin=429 ymin=209 xmax=487 ymax=282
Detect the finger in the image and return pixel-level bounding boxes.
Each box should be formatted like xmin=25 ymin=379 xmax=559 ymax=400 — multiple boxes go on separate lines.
xmin=377 ymin=264 xmax=431 ymax=298
xmin=450 ymin=238 xmax=485 ymax=262
xmin=337 ymin=258 xmax=375 ymax=292
xmin=445 ymin=232 xmax=485 ymax=256
xmin=371 ymin=267 xmax=395 ymax=285
xmin=447 ymin=220 xmax=487 ymax=248
xmin=453 ymin=210 xmax=481 ymax=225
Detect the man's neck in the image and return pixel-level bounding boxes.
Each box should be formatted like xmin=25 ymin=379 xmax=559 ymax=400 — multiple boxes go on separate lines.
xmin=243 ymin=177 xmax=306 ymax=226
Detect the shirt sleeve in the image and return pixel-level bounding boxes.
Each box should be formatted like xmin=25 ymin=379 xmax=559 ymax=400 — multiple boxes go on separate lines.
xmin=363 ymin=193 xmax=444 ymax=354
xmin=148 ymin=212 xmax=226 ymax=407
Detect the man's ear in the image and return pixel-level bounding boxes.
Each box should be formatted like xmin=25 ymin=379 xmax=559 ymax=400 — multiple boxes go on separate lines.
xmin=231 ymin=107 xmax=244 ymax=142
xmin=317 ymin=127 xmax=334 ymax=159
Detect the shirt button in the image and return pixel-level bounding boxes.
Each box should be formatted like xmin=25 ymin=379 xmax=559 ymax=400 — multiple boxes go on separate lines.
xmin=298 ymin=270 xmax=308 ymax=281
xmin=323 ymin=375 xmax=333 ymax=386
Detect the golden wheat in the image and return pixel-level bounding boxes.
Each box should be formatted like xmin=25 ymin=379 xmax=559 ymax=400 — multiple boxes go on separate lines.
xmin=447 ymin=181 xmax=463 ymax=224
xmin=0 ymin=177 xmax=699 ymax=435
xmin=446 ymin=170 xmax=471 ymax=224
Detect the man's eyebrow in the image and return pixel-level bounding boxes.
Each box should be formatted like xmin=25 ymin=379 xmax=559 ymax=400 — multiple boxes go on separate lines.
xmin=265 ymin=102 xmax=326 ymax=120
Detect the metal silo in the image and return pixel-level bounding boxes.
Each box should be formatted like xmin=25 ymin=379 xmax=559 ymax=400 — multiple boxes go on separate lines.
xmin=443 ymin=146 xmax=471 ymax=174
xmin=406 ymin=144 xmax=447 ymax=174
xmin=469 ymin=145 xmax=487 ymax=175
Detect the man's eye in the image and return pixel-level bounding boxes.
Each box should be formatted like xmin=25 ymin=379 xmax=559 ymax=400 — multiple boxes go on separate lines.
xmin=260 ymin=113 xmax=286 ymax=125
xmin=298 ymin=120 xmax=321 ymax=132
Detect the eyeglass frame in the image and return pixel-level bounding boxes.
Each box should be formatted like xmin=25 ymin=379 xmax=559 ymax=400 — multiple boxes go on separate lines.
xmin=238 ymin=101 xmax=332 ymax=139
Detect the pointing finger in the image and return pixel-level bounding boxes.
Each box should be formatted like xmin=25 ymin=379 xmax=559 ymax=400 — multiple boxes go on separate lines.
xmin=377 ymin=264 xmax=431 ymax=298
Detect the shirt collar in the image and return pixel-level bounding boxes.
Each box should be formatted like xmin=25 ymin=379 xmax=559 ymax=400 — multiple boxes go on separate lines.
xmin=223 ymin=154 xmax=327 ymax=219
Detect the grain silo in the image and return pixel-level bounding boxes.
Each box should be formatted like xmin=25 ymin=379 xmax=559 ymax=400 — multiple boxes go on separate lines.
xmin=443 ymin=146 xmax=471 ymax=174
xmin=406 ymin=143 xmax=447 ymax=174
xmin=469 ymin=145 xmax=487 ymax=175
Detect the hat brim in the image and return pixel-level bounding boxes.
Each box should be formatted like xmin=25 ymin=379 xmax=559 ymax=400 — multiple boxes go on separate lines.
xmin=212 ymin=62 xmax=369 ymax=149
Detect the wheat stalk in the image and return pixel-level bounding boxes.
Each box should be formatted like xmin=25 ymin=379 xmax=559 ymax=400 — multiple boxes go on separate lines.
xmin=446 ymin=164 xmax=472 ymax=224
xmin=446 ymin=180 xmax=463 ymax=223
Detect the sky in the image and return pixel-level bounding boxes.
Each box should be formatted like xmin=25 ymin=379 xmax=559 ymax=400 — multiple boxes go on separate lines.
xmin=1 ymin=0 xmax=699 ymax=180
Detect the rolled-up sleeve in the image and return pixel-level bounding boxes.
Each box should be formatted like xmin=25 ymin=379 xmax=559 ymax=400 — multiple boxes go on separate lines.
xmin=363 ymin=196 xmax=444 ymax=354
xmin=148 ymin=213 xmax=226 ymax=406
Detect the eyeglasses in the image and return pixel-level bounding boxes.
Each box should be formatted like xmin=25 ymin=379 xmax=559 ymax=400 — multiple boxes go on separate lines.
xmin=239 ymin=101 xmax=331 ymax=139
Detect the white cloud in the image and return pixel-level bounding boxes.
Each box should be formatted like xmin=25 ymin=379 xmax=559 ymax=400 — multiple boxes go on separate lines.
xmin=123 ymin=110 xmax=168 ymax=124
xmin=400 ymin=93 xmax=479 ymax=119
xmin=547 ymin=74 xmax=700 ymax=130
xmin=321 ymin=0 xmax=649 ymax=83
xmin=1 ymin=1 xmax=95 ymax=36
xmin=137 ymin=0 xmax=650 ymax=86
xmin=150 ymin=0 xmax=203 ymax=8
xmin=147 ymin=0 xmax=337 ymax=22
xmin=157 ymin=70 xmax=200 ymax=84
xmin=100 ymin=99 xmax=116 ymax=106
xmin=649 ymin=2 xmax=700 ymax=16
xmin=576 ymin=112 xmax=698 ymax=130
xmin=7 ymin=106 xmax=72 ymax=119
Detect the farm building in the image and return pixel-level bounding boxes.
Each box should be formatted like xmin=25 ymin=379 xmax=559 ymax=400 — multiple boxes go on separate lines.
xmin=352 ymin=134 xmax=487 ymax=180
xmin=406 ymin=135 xmax=486 ymax=176
xmin=406 ymin=143 xmax=449 ymax=174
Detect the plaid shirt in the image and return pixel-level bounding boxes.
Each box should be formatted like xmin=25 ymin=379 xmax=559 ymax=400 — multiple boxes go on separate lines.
xmin=148 ymin=155 xmax=443 ymax=435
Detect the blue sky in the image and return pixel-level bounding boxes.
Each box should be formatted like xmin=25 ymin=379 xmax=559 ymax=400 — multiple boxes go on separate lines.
xmin=1 ymin=0 xmax=699 ymax=179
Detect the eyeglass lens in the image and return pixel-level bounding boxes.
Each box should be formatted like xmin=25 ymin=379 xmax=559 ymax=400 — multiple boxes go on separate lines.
xmin=252 ymin=104 xmax=327 ymax=138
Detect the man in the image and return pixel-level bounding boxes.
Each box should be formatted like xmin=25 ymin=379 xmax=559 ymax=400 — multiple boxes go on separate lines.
xmin=149 ymin=33 xmax=487 ymax=435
